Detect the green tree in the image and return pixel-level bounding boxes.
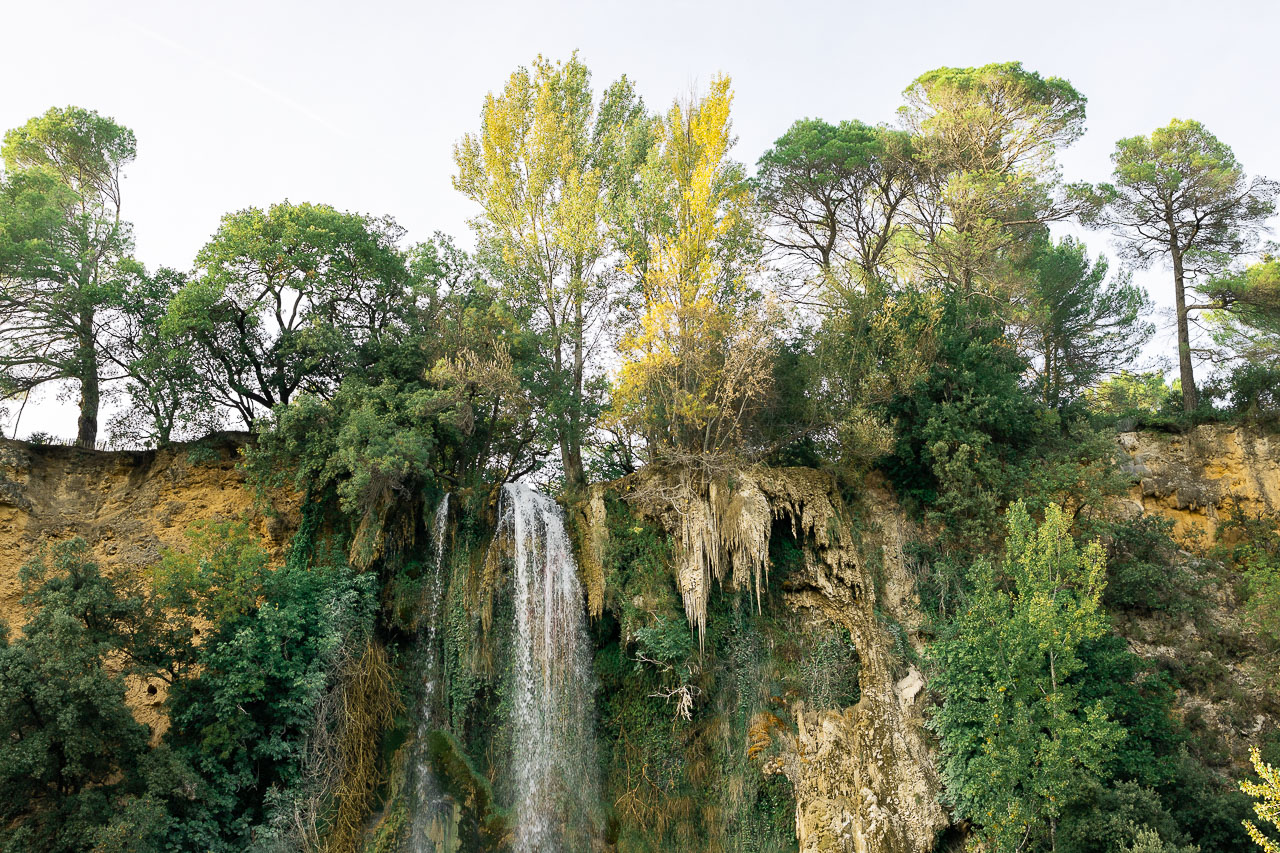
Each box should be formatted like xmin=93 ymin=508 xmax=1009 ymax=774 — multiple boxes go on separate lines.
xmin=755 ymin=118 xmax=915 ymax=286
xmin=247 ymin=235 xmax=545 ymax=565
xmin=882 ymin=299 xmax=1047 ymax=551
xmin=1020 ymin=236 xmax=1154 ymax=409
xmin=0 ymin=539 xmax=153 ymax=852
xmin=929 ymin=502 xmax=1123 ymax=852
xmin=453 ymin=53 xmax=646 ymax=490
xmin=0 ymin=106 xmax=136 ymax=445
xmin=1082 ymin=119 xmax=1277 ymax=411
xmin=1205 ymin=258 xmax=1280 ymax=413
xmin=167 ymin=201 xmax=411 ymax=426
xmin=153 ymin=521 xmax=374 ymax=850
xmin=900 ymin=62 xmax=1087 ymax=297
xmin=1084 ymin=370 xmax=1175 ymax=417
xmin=103 ymin=264 xmax=222 ymax=446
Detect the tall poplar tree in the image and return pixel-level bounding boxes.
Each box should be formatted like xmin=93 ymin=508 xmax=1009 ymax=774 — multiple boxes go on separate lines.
xmin=608 ymin=76 xmax=771 ymax=461
xmin=0 ymin=107 xmax=136 ymax=445
xmin=453 ymin=53 xmax=645 ymax=490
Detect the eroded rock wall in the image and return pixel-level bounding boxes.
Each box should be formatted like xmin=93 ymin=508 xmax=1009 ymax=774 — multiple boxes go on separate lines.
xmin=623 ymin=466 xmax=946 ymax=853
xmin=1118 ymin=425 xmax=1280 ymax=543
xmin=0 ymin=436 xmax=293 ymax=734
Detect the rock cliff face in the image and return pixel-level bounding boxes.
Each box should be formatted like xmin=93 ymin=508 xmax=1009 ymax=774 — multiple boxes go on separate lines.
xmin=1116 ymin=425 xmax=1280 ymax=771
xmin=0 ymin=436 xmax=291 ymax=734
xmin=622 ymin=466 xmax=947 ymax=853
xmin=1118 ymin=425 xmax=1280 ymax=543
xmin=9 ymin=425 xmax=1275 ymax=851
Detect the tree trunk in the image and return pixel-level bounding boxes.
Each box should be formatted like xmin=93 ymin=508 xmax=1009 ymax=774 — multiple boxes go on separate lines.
xmin=562 ymin=293 xmax=587 ymax=493
xmin=76 ymin=316 xmax=99 ymax=448
xmin=1171 ymin=250 xmax=1199 ymax=412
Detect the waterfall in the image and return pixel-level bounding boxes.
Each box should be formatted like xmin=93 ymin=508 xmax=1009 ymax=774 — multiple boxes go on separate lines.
xmin=410 ymin=494 xmax=457 ymax=852
xmin=500 ymin=482 xmax=601 ymax=852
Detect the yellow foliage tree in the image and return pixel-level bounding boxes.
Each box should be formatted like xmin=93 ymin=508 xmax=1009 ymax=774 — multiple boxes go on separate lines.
xmin=607 ymin=76 xmax=773 ymax=462
xmin=1242 ymin=746 xmax=1280 ymax=853
xmin=453 ymin=53 xmax=643 ymax=488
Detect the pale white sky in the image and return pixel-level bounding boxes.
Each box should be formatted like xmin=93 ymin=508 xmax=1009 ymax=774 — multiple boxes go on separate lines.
xmin=4 ymin=0 xmax=1278 ymax=440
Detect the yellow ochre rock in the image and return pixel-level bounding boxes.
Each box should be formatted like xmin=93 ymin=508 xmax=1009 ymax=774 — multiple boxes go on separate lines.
xmin=0 ymin=437 xmax=293 ymax=739
xmin=1117 ymin=425 xmax=1280 ymax=544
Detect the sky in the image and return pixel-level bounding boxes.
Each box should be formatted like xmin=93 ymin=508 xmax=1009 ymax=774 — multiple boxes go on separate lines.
xmin=3 ymin=0 xmax=1278 ymax=440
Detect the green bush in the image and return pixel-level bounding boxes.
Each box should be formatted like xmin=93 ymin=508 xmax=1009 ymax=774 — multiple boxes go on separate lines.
xmin=1215 ymin=513 xmax=1280 ymax=649
xmin=154 ymin=520 xmax=376 ymax=850
xmin=1094 ymin=516 xmax=1196 ymax=614
xmin=0 ymin=539 xmax=154 ymax=852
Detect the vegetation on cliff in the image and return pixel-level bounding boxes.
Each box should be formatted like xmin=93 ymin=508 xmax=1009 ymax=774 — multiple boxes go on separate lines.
xmin=1 ymin=53 xmax=1279 ymax=853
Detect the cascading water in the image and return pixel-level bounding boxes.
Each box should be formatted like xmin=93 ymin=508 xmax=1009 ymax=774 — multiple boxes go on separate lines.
xmin=499 ymin=482 xmax=601 ymax=852
xmin=410 ymin=494 xmax=456 ymax=851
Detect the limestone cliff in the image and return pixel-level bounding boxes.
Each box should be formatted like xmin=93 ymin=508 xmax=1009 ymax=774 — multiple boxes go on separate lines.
xmin=621 ymin=466 xmax=947 ymax=853
xmin=1116 ymin=424 xmax=1280 ymax=772
xmin=1117 ymin=424 xmax=1280 ymax=543
xmin=0 ymin=436 xmax=293 ymax=734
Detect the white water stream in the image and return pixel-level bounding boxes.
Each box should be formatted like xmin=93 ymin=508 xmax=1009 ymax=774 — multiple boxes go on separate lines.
xmin=409 ymin=485 xmax=600 ymax=852
xmin=410 ymin=494 xmax=455 ymax=851
xmin=499 ymin=482 xmax=601 ymax=852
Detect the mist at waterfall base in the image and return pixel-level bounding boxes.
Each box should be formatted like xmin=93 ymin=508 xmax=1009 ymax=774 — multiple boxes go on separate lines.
xmin=409 ymin=484 xmax=602 ymax=852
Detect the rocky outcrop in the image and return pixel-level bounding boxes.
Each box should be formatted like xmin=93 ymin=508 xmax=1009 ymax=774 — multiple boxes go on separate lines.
xmin=0 ymin=436 xmax=293 ymax=735
xmin=622 ymin=465 xmax=946 ymax=853
xmin=1117 ymin=425 xmax=1280 ymax=543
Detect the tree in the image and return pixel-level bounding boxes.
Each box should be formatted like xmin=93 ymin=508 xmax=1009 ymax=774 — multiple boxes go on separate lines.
xmin=152 ymin=521 xmax=374 ymax=850
xmin=1084 ymin=370 xmax=1175 ymax=417
xmin=0 ymin=107 xmax=136 ymax=445
xmin=607 ymin=76 xmax=773 ymax=462
xmin=103 ymin=264 xmax=221 ymax=447
xmin=1202 ymin=258 xmax=1280 ymax=413
xmin=929 ymin=502 xmax=1123 ymax=852
xmin=1083 ymin=119 xmax=1277 ymax=411
xmin=246 ymin=235 xmax=547 ymax=565
xmin=453 ymin=53 xmax=645 ymax=491
xmin=167 ymin=201 xmax=411 ymax=426
xmin=1242 ymin=746 xmax=1280 ymax=853
xmin=1020 ymin=237 xmax=1154 ymax=409
xmin=755 ymin=118 xmax=914 ymax=288
xmin=0 ymin=539 xmax=153 ymax=851
xmin=882 ymin=298 xmax=1045 ymax=551
xmin=900 ymin=62 xmax=1087 ymax=297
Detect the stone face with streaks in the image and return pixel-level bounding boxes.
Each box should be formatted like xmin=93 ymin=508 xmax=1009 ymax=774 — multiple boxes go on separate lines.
xmin=1116 ymin=425 xmax=1280 ymax=543
xmin=622 ymin=466 xmax=948 ymax=853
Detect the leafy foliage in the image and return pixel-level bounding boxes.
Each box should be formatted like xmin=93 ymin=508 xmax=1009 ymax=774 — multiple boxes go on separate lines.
xmin=1242 ymin=747 xmax=1280 ymax=853
xmin=0 ymin=540 xmax=152 ymax=853
xmin=104 ymin=264 xmax=223 ymax=446
xmin=1020 ymin=236 xmax=1154 ymax=409
xmin=153 ymin=519 xmax=375 ymax=850
xmin=929 ymin=502 xmax=1122 ymax=852
xmin=453 ymin=52 xmax=646 ymax=489
xmin=1080 ymin=118 xmax=1277 ymax=410
xmin=0 ymin=106 xmax=136 ymax=444
xmin=756 ymin=117 xmax=914 ymax=280
xmin=608 ymin=76 xmax=775 ymax=463
xmin=1215 ymin=513 xmax=1280 ymax=649
xmin=168 ymin=200 xmax=412 ymax=425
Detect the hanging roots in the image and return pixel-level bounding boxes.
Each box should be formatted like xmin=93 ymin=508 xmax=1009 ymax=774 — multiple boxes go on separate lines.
xmin=324 ymin=639 xmax=401 ymax=853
